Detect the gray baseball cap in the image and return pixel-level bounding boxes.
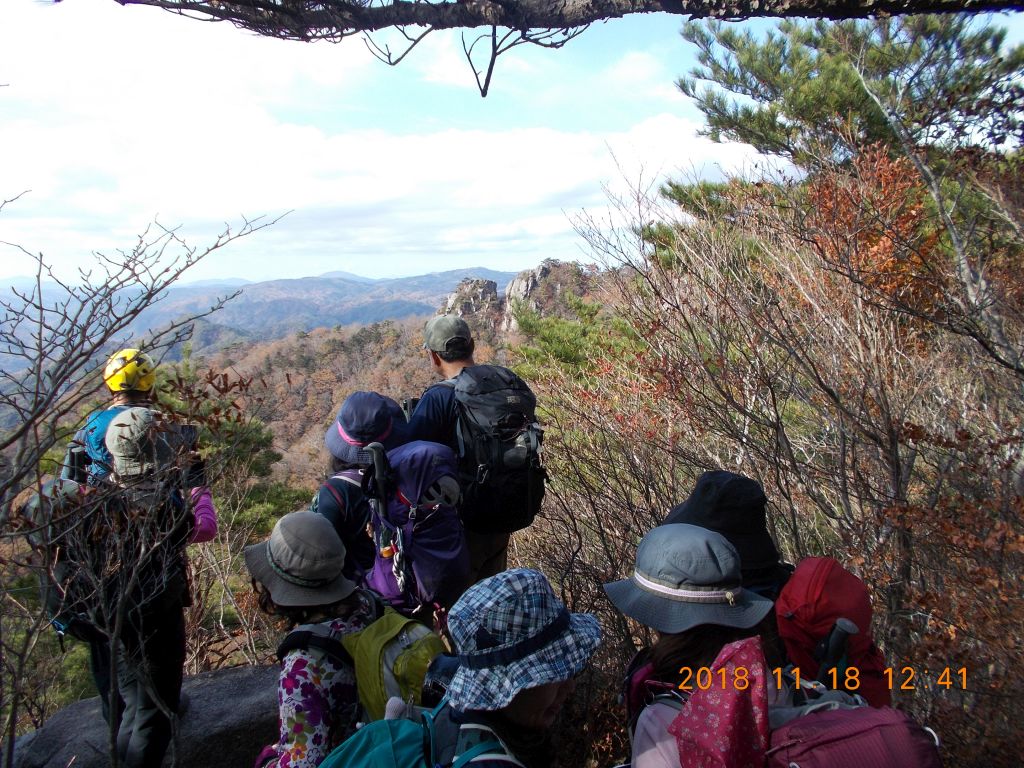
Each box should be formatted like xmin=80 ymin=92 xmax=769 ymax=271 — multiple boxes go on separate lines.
xmin=244 ymin=511 xmax=357 ymax=608
xmin=603 ymin=523 xmax=773 ymax=634
xmin=423 ymin=314 xmax=473 ymax=353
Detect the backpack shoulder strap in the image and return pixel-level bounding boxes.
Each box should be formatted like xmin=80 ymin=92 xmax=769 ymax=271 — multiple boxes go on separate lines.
xmin=452 ymin=739 xmax=514 ymax=768
xmin=425 ymin=698 xmax=524 ymax=768
xmin=277 ymin=624 xmax=353 ymax=666
xmin=334 ymin=469 xmax=364 ymax=488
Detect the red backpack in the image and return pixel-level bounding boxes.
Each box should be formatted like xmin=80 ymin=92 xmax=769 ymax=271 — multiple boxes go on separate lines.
xmin=774 ymin=557 xmax=891 ymax=708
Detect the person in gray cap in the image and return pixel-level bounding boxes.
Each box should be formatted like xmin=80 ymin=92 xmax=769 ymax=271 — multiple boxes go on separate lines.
xmin=246 ymin=511 xmax=381 ymax=768
xmin=408 ymin=314 xmax=544 ymax=585
xmin=408 ymin=314 xmax=477 ymax=448
xmin=604 ymin=524 xmax=784 ymax=768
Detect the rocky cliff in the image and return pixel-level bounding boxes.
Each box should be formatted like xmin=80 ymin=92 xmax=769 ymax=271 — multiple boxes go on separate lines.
xmin=437 ymin=260 xmax=593 ymax=337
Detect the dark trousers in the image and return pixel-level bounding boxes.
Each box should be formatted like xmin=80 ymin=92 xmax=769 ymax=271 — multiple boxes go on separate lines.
xmin=88 ymin=636 xmax=123 ymax=727
xmin=86 ymin=602 xmax=185 ymax=766
xmin=465 ymin=530 xmax=510 ymax=585
xmin=115 ymin=602 xmax=186 ymax=767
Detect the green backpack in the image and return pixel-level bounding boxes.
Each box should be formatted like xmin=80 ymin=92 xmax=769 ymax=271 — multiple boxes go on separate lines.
xmin=318 ymin=697 xmax=510 ymax=768
xmin=277 ymin=606 xmax=446 ymax=721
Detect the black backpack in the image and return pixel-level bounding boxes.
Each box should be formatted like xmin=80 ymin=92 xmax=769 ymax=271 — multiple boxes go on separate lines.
xmin=442 ymin=365 xmax=546 ymax=533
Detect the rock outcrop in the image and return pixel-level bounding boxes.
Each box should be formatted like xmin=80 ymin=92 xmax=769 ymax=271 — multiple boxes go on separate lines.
xmin=444 ymin=278 xmax=501 ymax=318
xmin=501 ymin=261 xmax=555 ymax=333
xmin=436 ymin=260 xmax=593 ymax=337
xmin=14 ymin=664 xmax=278 ymax=768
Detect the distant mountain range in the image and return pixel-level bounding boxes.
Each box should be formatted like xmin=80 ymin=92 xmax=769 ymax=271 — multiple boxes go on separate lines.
xmin=0 ymin=267 xmax=519 ymax=372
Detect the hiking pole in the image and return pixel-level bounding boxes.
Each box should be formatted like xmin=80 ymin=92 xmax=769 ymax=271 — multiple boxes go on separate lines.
xmin=367 ymin=441 xmax=389 ymax=503
xmin=818 ymin=617 xmax=859 ymax=688
xmin=367 ymin=440 xmax=407 ymax=596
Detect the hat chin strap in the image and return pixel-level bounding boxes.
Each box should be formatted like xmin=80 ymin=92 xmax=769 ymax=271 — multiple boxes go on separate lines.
xmin=457 ymin=609 xmax=571 ymax=670
xmin=632 ymin=570 xmax=741 ymax=605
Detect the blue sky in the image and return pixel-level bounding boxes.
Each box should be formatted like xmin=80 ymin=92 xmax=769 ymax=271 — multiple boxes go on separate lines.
xmin=1 ymin=2 xmax=1019 ymax=284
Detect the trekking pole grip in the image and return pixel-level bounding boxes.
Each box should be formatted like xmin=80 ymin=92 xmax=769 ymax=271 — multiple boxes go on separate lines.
xmin=367 ymin=442 xmax=388 ymax=500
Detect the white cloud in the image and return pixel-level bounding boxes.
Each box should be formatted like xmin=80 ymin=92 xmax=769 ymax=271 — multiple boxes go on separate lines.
xmin=0 ymin=1 xmax=768 ymax=284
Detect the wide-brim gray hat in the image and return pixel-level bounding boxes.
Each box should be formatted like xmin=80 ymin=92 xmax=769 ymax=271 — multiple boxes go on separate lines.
xmin=446 ymin=568 xmax=601 ymax=712
xmin=604 ymin=523 xmax=773 ymax=634
xmin=244 ymin=511 xmax=357 ymax=607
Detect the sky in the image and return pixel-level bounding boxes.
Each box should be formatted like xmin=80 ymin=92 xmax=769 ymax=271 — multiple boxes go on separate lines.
xmin=0 ymin=0 xmax=774 ymax=283
xmin=1 ymin=3 xmax=1019 ymax=285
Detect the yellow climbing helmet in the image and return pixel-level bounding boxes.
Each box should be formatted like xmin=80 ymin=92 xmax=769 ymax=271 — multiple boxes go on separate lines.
xmin=103 ymin=348 xmax=157 ymax=393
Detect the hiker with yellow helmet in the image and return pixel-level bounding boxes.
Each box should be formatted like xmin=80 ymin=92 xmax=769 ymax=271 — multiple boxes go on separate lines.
xmin=54 ymin=348 xmax=218 ymax=768
xmin=60 ymin=348 xmax=157 ymax=484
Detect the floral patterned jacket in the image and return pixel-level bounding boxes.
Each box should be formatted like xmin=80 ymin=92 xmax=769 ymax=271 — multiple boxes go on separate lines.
xmin=257 ymin=602 xmax=375 ymax=768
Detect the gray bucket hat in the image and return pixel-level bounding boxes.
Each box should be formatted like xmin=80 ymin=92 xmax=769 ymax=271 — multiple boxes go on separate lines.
xmin=244 ymin=511 xmax=357 ymax=607
xmin=604 ymin=524 xmax=773 ymax=634
xmin=104 ymin=406 xmax=176 ymax=477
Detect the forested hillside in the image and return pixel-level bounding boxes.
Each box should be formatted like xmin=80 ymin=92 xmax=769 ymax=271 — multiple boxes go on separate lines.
xmin=2 ymin=13 xmax=1021 ymax=768
xmin=199 ymin=259 xmax=596 ymax=484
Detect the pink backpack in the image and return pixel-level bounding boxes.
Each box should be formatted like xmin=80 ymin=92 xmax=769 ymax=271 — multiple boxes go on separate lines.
xmin=664 ymin=637 xmax=942 ymax=768
xmin=766 ymin=706 xmax=942 ymax=768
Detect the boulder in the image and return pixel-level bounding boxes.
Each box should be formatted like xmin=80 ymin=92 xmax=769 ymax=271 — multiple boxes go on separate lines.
xmin=14 ymin=664 xmax=278 ymax=768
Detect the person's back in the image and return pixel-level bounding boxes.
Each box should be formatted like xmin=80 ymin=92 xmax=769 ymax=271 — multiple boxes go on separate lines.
xmin=314 ymin=391 xmax=411 ymax=581
xmin=246 ymin=512 xmax=378 ymax=768
xmin=98 ymin=405 xmax=194 ymax=768
xmin=62 ymin=349 xmax=158 ymax=485
xmin=322 ymin=568 xmax=602 ymax=768
xmin=604 ymin=524 xmax=780 ymax=768
xmin=407 ymin=315 xmax=477 ymax=448
xmin=409 ymin=316 xmax=546 ymax=583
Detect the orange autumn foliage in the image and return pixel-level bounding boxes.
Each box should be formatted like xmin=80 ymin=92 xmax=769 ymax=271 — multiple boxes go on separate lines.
xmin=805 ymin=146 xmax=943 ymax=318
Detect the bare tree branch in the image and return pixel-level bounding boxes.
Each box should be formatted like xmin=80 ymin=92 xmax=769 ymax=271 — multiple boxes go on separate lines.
xmin=113 ymin=0 xmax=1024 ymax=39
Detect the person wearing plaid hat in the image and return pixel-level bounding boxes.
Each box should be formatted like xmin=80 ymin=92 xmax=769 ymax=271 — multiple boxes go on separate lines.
xmin=434 ymin=568 xmax=602 ymax=767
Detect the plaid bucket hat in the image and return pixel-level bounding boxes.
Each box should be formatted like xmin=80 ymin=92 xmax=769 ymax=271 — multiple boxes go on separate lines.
xmin=446 ymin=568 xmax=601 ymax=712
xmin=324 ymin=391 xmax=408 ymax=464
xmin=603 ymin=524 xmax=773 ymax=634
xmin=244 ymin=511 xmax=357 ymax=607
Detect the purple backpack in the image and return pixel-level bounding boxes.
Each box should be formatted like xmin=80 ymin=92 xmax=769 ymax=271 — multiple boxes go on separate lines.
xmin=767 ymin=706 xmax=942 ymax=768
xmin=364 ymin=441 xmax=471 ymax=614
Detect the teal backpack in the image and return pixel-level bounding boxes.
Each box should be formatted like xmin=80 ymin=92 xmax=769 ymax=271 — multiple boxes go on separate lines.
xmin=319 ymin=696 xmax=515 ymax=768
